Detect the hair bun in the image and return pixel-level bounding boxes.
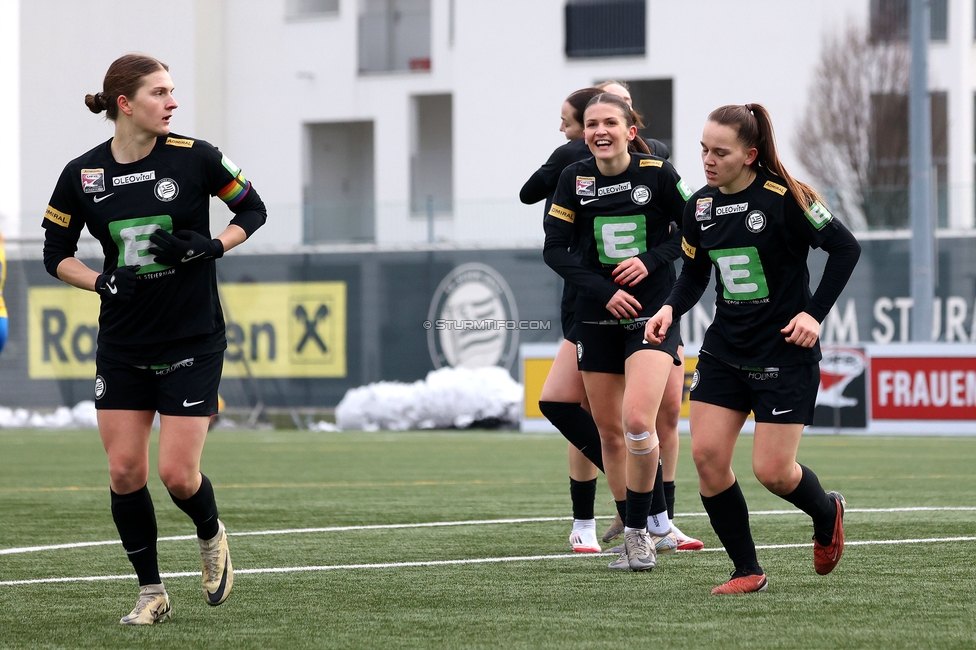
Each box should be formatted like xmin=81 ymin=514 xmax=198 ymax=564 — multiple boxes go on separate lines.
xmin=85 ymin=91 xmax=106 ymax=114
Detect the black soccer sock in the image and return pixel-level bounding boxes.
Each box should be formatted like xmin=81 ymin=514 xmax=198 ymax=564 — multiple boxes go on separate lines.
xmin=778 ymin=464 xmax=837 ymax=546
xmin=169 ymin=474 xmax=220 ymax=540
xmin=111 ymin=485 xmax=161 ymax=586
xmin=664 ymin=481 xmax=676 ymax=520
xmin=538 ymin=401 xmax=604 ymax=472
xmin=615 ymin=499 xmax=627 ymax=522
xmin=569 ymin=477 xmax=597 ymax=520
xmin=625 ymin=488 xmax=653 ymax=530
xmin=650 ymin=461 xmax=667 ymax=516
xmin=701 ymin=481 xmax=762 ymax=575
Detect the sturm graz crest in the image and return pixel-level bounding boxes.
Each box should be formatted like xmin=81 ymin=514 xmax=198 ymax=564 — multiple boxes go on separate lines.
xmin=427 ymin=263 xmax=519 ymax=370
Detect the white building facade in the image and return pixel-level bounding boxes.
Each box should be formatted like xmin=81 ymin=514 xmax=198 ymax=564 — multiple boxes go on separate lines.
xmin=6 ymin=0 xmax=975 ymax=247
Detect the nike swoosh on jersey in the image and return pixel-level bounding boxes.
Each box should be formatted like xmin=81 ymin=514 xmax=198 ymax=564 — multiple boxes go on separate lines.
xmin=771 ymin=408 xmax=793 ymax=415
xmin=183 ymin=399 xmax=205 ymax=407
xmin=701 ymin=223 xmax=717 ymax=230
xmin=580 ymin=198 xmax=599 ymax=205
xmin=93 ymin=193 xmax=115 ymax=203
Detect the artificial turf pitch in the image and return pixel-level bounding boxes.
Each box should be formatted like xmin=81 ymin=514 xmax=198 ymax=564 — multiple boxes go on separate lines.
xmin=1 ymin=429 xmax=974 ymax=649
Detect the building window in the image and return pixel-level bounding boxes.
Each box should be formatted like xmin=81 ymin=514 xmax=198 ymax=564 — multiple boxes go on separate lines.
xmin=410 ymin=94 xmax=453 ymax=215
xmin=870 ymin=0 xmax=947 ymax=42
xmin=565 ymin=0 xmax=646 ymax=58
xmin=287 ymin=0 xmax=339 ymax=18
xmin=359 ymin=0 xmax=431 ymax=74
xmin=304 ymin=121 xmax=375 ymax=243
xmin=867 ymin=91 xmax=948 ymax=228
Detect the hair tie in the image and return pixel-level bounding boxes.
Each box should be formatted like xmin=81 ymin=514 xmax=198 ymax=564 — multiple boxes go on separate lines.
xmin=94 ymin=92 xmax=104 ymax=108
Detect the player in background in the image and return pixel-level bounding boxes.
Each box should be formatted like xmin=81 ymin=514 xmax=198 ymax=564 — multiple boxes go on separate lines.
xmin=41 ymin=53 xmax=267 ymax=624
xmin=0 ymin=230 xmax=7 ymax=357
xmin=645 ymin=104 xmax=860 ymax=593
xmin=596 ymin=79 xmax=703 ymax=552
xmin=545 ymin=93 xmax=690 ymax=571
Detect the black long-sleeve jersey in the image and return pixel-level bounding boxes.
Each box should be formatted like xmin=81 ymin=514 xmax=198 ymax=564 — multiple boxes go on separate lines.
xmin=544 ymin=153 xmax=692 ymax=321
xmin=41 ymin=133 xmax=267 ymax=364
xmin=666 ymin=167 xmax=860 ymax=366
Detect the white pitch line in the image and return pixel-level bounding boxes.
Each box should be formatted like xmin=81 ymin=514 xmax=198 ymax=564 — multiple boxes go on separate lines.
xmin=3 ymin=536 xmax=976 ymax=587
xmin=2 ymin=506 xmax=975 ymax=557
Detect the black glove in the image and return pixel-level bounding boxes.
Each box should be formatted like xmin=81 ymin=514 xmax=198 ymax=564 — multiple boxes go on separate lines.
xmin=148 ymin=229 xmax=224 ymax=267
xmin=94 ymin=265 xmax=139 ymax=301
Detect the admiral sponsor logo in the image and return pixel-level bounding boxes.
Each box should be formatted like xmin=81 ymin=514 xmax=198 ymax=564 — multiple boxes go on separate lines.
xmin=631 ymin=185 xmax=651 ymax=205
xmin=113 ymin=171 xmax=156 ymax=186
xmin=715 ymin=202 xmax=748 ymax=216
xmin=80 ymin=168 xmax=105 ymax=193
xmin=44 ymin=206 xmax=71 ymax=228
xmin=681 ymin=237 xmax=696 ymax=259
xmin=745 ymin=210 xmax=766 ymax=233
xmin=805 ymin=201 xmax=833 ymax=230
xmin=695 ymin=197 xmax=712 ymax=221
xmin=576 ymin=176 xmax=595 ymax=196
xmin=640 ymin=159 xmax=664 ymax=168
xmin=154 ymin=178 xmax=179 ymax=202
xmin=763 ymin=180 xmax=787 ymax=195
xmin=598 ymin=181 xmax=631 ymax=197
xmin=549 ymin=204 xmax=575 ymax=223
xmin=165 ymin=137 xmax=194 ymax=148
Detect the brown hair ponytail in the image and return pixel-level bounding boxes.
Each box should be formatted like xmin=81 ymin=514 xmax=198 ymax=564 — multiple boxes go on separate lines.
xmin=708 ymin=103 xmax=824 ymax=211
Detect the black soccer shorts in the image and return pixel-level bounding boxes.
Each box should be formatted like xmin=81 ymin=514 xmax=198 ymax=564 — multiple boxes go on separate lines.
xmin=93 ymin=351 xmax=223 ymax=416
xmin=689 ymin=351 xmax=819 ymax=424
xmin=575 ymin=319 xmax=681 ymax=374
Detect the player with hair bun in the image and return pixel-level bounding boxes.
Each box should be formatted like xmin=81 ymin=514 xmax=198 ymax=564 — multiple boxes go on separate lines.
xmin=41 ymin=53 xmax=267 ymax=624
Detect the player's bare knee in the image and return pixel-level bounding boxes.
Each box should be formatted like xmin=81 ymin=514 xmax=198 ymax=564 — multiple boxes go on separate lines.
xmin=624 ymin=430 xmax=659 ymax=455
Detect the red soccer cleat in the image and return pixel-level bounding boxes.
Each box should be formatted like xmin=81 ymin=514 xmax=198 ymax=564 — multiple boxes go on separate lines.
xmin=711 ymin=571 xmax=768 ymax=595
xmin=813 ymin=492 xmax=846 ymax=575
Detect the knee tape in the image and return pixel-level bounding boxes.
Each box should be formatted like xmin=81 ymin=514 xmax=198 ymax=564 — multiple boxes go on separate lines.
xmin=624 ymin=430 xmax=659 ymax=455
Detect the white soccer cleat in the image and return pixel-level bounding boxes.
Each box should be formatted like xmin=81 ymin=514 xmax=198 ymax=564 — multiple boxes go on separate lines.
xmin=119 ymin=584 xmax=171 ymax=625
xmin=200 ymin=519 xmax=234 ymax=606
xmin=569 ymin=519 xmax=602 ymax=553
xmin=671 ymin=523 xmax=705 ymax=551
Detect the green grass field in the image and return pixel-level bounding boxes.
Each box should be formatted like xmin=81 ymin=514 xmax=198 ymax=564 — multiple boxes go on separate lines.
xmin=1 ymin=429 xmax=975 ymax=649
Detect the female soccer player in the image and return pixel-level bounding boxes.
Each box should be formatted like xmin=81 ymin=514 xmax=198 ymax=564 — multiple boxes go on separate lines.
xmin=645 ymin=104 xmax=860 ymax=593
xmin=41 ymin=53 xmax=267 ymax=623
xmin=544 ymin=93 xmax=690 ymax=571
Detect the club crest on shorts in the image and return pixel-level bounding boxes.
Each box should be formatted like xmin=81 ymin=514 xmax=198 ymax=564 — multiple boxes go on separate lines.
xmin=690 ymin=369 xmax=700 ymax=391
xmin=576 ymin=341 xmax=584 ymax=362
xmin=94 ymin=375 xmax=106 ymax=400
xmin=745 ymin=210 xmax=766 ymax=233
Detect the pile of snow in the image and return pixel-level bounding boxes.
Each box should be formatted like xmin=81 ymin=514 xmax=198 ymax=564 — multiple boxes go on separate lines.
xmin=335 ymin=366 xmax=523 ymax=431
xmin=0 ymin=401 xmax=98 ymax=429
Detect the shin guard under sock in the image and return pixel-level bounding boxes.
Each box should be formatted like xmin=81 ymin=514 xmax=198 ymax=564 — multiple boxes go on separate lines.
xmin=569 ymin=477 xmax=597 ymax=520
xmin=111 ymin=485 xmax=161 ymax=586
xmin=538 ymin=401 xmax=604 ymax=471
xmin=169 ymin=474 xmax=220 ymax=540
xmin=701 ymin=481 xmax=762 ymax=574
xmin=648 ymin=461 xmax=670 ymax=534
xmin=779 ymin=464 xmax=837 ymax=545
xmin=664 ymin=481 xmax=676 ymax=520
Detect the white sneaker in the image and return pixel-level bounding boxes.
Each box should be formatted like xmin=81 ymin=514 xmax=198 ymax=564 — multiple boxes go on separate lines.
xmin=671 ymin=523 xmax=704 ymax=551
xmin=569 ymin=519 xmax=601 ymax=553
xmin=119 ymin=584 xmax=171 ymax=625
